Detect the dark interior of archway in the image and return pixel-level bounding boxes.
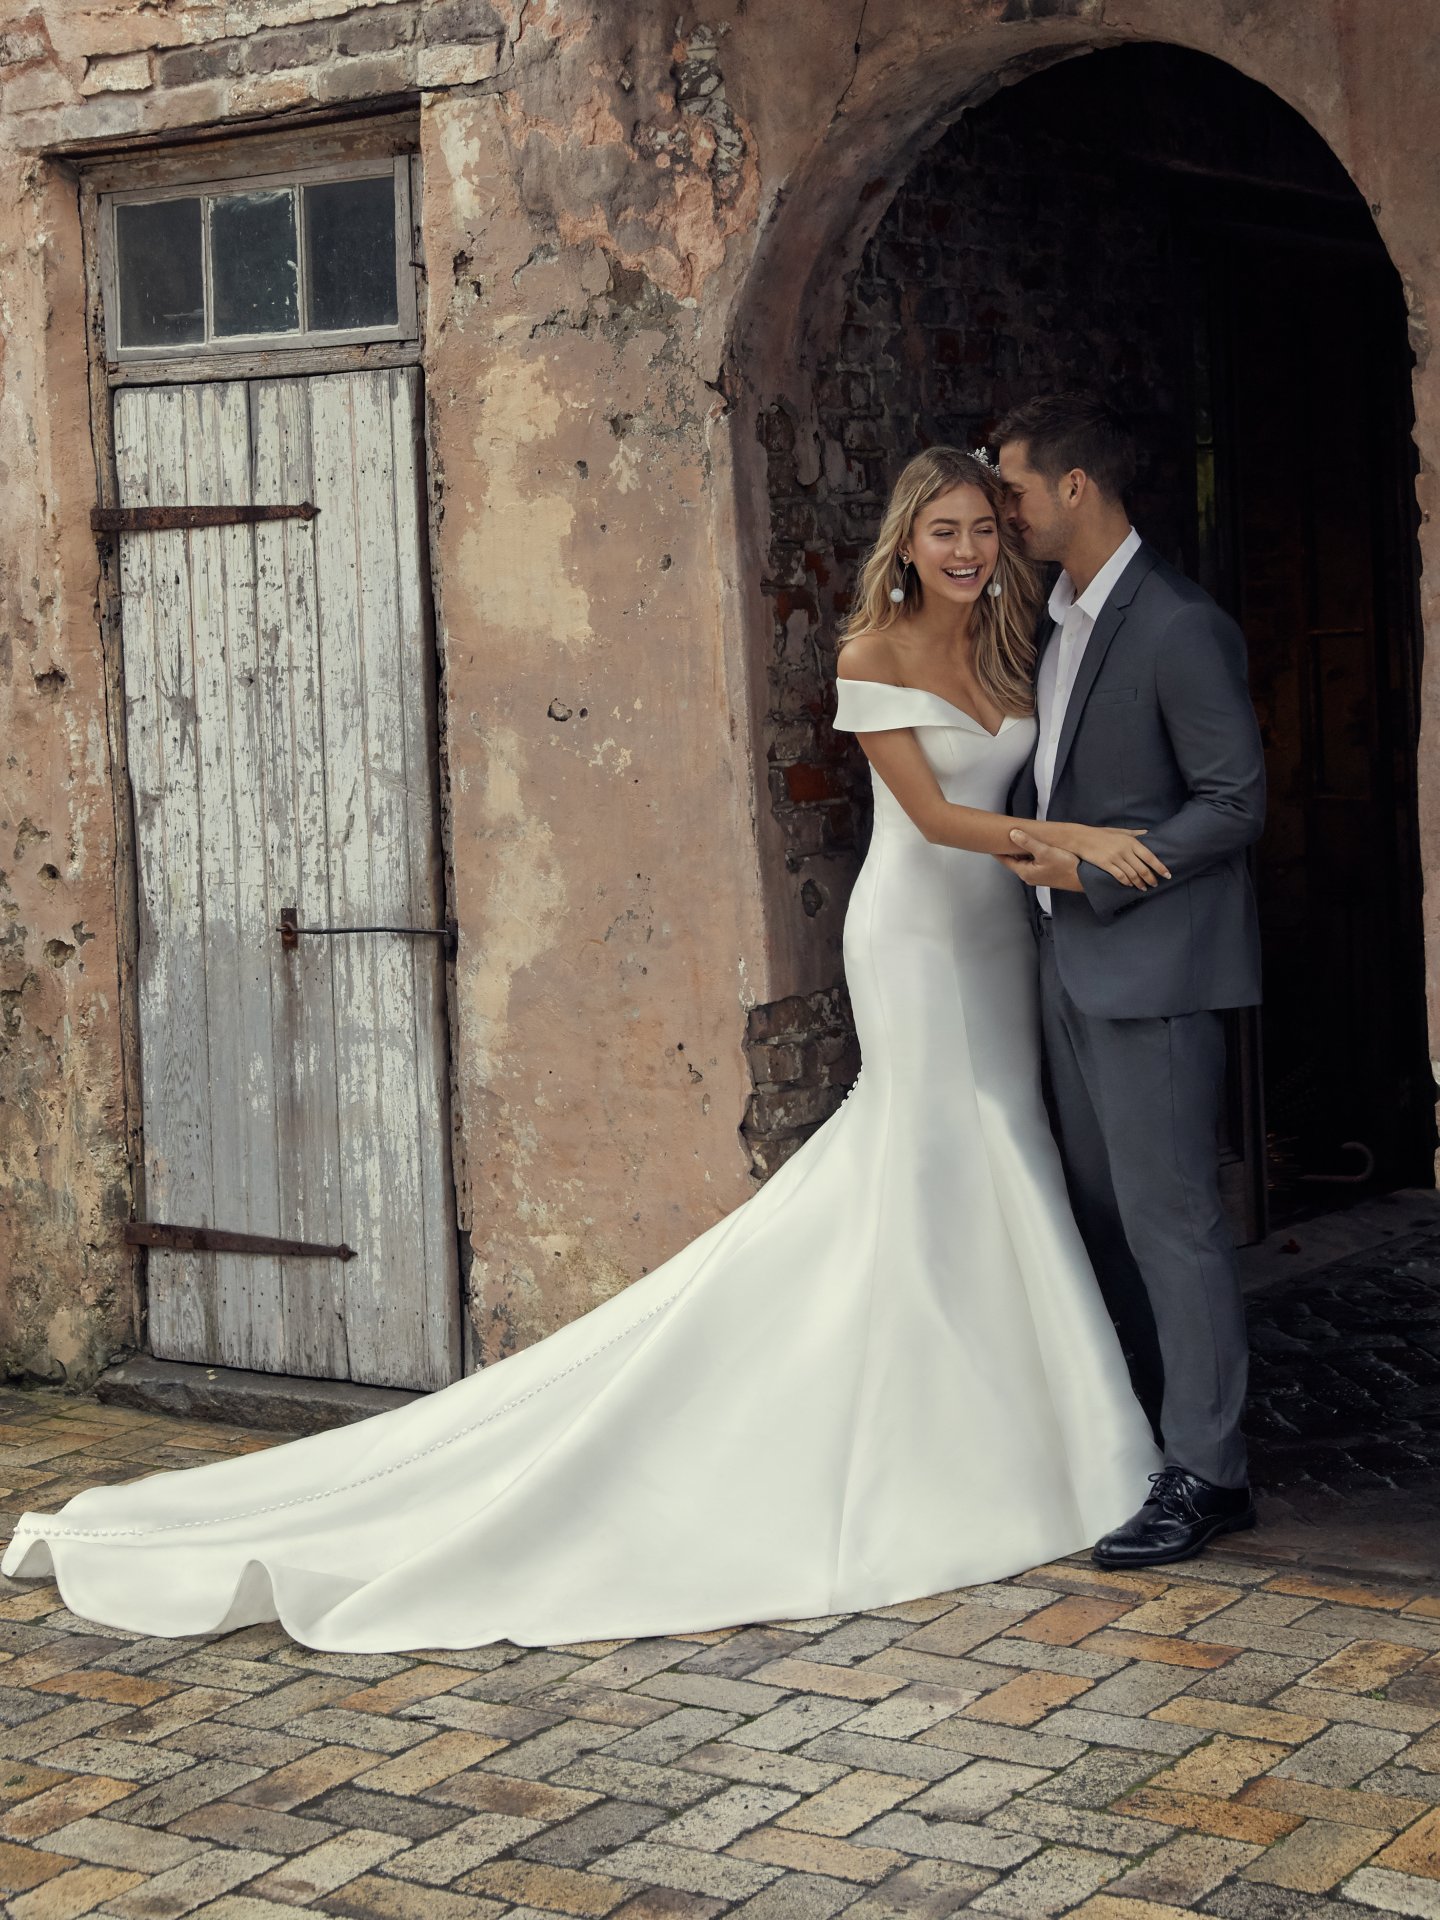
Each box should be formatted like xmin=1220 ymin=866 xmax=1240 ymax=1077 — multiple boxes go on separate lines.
xmin=761 ymin=41 xmax=1434 ymax=1251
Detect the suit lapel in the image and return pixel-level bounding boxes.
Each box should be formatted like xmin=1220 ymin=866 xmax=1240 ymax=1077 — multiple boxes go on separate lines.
xmin=1048 ymin=544 xmax=1157 ymax=798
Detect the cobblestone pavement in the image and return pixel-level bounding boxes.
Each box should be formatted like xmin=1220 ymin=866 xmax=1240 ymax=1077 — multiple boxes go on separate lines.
xmin=2 ymin=1394 xmax=1440 ymax=1918
xmin=1243 ymin=1224 xmax=1440 ymax=1572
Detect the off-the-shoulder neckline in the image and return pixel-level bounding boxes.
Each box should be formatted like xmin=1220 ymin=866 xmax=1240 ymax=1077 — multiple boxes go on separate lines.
xmin=837 ymin=676 xmax=1022 ymax=741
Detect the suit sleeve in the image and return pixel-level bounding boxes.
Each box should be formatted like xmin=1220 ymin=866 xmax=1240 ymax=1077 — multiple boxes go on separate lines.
xmin=1078 ymin=600 xmax=1266 ymax=924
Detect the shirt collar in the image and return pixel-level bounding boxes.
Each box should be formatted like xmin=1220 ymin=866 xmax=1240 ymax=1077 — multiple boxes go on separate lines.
xmin=1047 ymin=526 xmax=1142 ymax=627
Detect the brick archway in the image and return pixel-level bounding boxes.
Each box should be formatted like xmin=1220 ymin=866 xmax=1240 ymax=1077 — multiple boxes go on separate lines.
xmin=722 ymin=28 xmax=1432 ymax=1201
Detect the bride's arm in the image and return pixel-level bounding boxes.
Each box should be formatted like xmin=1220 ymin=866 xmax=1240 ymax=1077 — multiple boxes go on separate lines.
xmin=854 ymin=728 xmax=1168 ymax=889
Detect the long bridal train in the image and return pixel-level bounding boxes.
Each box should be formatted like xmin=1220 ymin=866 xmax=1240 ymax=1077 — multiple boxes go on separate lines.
xmin=2 ymin=679 xmax=1158 ymax=1653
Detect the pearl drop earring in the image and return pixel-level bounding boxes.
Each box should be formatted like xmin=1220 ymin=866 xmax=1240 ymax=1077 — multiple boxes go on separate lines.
xmin=987 ymin=578 xmax=1003 ymax=599
xmin=890 ymin=556 xmax=910 ymax=606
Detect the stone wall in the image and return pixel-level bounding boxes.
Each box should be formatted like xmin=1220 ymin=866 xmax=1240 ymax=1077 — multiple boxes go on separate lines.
xmin=760 ymin=45 xmax=1355 ymax=988
xmin=2 ymin=4 xmax=498 ymax=138
xmin=737 ymin=47 xmax=1379 ymax=1178
xmin=1 ymin=1 xmax=778 ymax=1380
xmin=2 ymin=2 xmax=1438 ymax=1385
xmin=741 ymin=986 xmax=860 ymax=1179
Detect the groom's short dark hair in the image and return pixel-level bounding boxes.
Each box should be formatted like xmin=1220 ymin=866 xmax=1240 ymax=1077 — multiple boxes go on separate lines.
xmin=994 ymin=393 xmax=1137 ymax=502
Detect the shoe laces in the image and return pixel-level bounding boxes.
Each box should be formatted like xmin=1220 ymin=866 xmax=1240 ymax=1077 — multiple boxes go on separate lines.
xmin=1146 ymin=1466 xmax=1201 ymax=1521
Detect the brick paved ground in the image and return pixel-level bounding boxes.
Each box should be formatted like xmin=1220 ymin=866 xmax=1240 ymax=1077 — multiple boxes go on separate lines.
xmin=1241 ymin=1223 xmax=1440 ymax=1581
xmin=2 ymin=1390 xmax=1440 ymax=1918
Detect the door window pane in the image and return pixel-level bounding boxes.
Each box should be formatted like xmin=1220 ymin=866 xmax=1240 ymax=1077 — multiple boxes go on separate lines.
xmin=304 ymin=175 xmax=399 ymax=331
xmin=210 ymin=189 xmax=299 ymax=337
xmin=116 ymin=198 xmax=205 ymax=348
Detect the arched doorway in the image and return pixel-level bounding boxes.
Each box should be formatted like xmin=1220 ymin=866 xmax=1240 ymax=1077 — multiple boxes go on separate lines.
xmin=752 ymin=43 xmax=1432 ymax=1243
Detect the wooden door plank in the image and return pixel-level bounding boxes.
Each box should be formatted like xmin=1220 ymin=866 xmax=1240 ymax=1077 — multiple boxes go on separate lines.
xmin=389 ymin=367 xmax=462 ymax=1382
xmin=214 ymin=383 xmax=289 ymax=1367
xmin=252 ymin=377 xmax=349 ymax=1379
xmin=310 ymin=372 xmax=403 ymax=1385
xmin=180 ymin=383 xmax=251 ymax=1358
xmin=121 ymin=387 xmax=217 ymax=1361
xmin=349 ymin=367 xmax=433 ymax=1389
xmin=307 ymin=369 xmax=459 ymax=1389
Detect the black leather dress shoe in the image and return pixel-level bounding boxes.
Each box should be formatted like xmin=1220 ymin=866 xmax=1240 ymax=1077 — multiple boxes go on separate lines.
xmin=1093 ymin=1466 xmax=1255 ymax=1569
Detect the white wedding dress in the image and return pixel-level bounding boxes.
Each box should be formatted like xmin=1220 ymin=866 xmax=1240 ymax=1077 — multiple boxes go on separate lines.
xmin=2 ymin=680 xmax=1158 ymax=1651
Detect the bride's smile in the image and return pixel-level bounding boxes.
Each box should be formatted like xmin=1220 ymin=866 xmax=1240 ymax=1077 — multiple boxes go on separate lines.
xmin=906 ymin=489 xmax=1000 ymax=607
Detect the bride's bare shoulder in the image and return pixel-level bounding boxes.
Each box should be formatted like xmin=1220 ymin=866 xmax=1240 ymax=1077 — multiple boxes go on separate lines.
xmin=836 ymin=630 xmax=900 ymax=684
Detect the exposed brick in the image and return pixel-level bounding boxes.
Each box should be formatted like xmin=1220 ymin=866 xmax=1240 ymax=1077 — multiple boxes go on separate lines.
xmin=748 ymin=1658 xmax=904 ymax=1703
xmin=1115 ymin=1788 xmax=1303 ymax=1845
xmin=1342 ymin=1867 xmax=1440 ymax=1917
xmin=31 ymin=1820 xmax=199 ymax=1872
xmin=0 ymin=1839 xmax=74 ymax=1892
xmin=1146 ymin=1736 xmax=1293 ymax=1800
xmin=419 ymin=0 xmax=504 ymax=45
xmin=1374 ymin=1806 xmax=1440 ymax=1875
xmin=250 ymin=1830 xmax=409 ymax=1902
xmin=334 ymin=10 xmax=419 ymax=55
xmin=457 ymin=1856 xmax=637 ymax=1913
xmin=1105 ymin=1833 xmax=1263 ymax=1907
xmin=727 ymin=1825 xmax=906 ymax=1884
xmin=515 ymin=1795 xmax=664 ymax=1865
xmin=155 ymin=41 xmax=244 ymax=86
xmin=103 ymin=1848 xmax=278 ymax=1916
xmin=844 ymin=1857 xmax=999 ymax=1915
xmin=1240 ymin=1815 xmax=1389 ymax=1891
xmin=229 ymin=1745 xmax=377 ymax=1811
xmin=609 ymin=1893 xmax=726 ymax=1920
xmin=242 ymin=22 xmax=334 ymax=71
xmin=1240 ymin=1779 xmax=1432 ymax=1830
xmin=961 ymin=1672 xmax=1090 ymax=1726
xmin=595 ymin=1841 xmax=779 ymax=1901
xmin=1153 ymin=1700 xmax=1328 ymax=1744
xmin=378 ymin=1810 xmax=541 ymax=1883
xmin=1005 ymin=1598 xmax=1131 ymax=1647
xmin=79 ymin=51 xmax=150 ymax=93
xmin=1299 ymin=1642 xmax=1429 ymax=1696
xmin=317 ymin=1874 xmax=507 ymax=1920
xmin=1272 ymin=1725 xmax=1413 ymax=1787
xmin=964 ymin=1843 xmax=1121 ymax=1915
xmin=8 ymin=1865 xmax=144 ymax=1918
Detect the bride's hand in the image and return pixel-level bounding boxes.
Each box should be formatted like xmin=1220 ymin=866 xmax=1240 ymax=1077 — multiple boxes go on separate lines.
xmin=1035 ymin=824 xmax=1171 ymax=889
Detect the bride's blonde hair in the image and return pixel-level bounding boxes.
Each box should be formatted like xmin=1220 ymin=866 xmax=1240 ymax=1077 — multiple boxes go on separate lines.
xmin=844 ymin=447 xmax=1044 ymax=717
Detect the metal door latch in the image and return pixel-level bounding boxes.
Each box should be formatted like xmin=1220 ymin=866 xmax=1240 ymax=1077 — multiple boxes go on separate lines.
xmin=124 ymin=1221 xmax=356 ymax=1261
xmin=277 ymin=905 xmax=457 ymax=954
xmin=91 ymin=503 xmax=318 ymax=534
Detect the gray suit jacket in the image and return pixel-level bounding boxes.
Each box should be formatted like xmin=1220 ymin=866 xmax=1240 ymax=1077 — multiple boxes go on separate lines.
xmin=1011 ymin=543 xmax=1266 ymax=1019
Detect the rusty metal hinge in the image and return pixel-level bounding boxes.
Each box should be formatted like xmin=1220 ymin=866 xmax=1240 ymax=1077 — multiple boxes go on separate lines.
xmin=91 ymin=503 xmax=318 ymax=534
xmin=277 ymin=905 xmax=457 ymax=954
xmin=124 ymin=1221 xmax=356 ymax=1261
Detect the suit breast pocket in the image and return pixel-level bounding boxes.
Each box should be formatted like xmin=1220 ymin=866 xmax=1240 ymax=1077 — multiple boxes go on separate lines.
xmin=1089 ymin=686 xmax=1138 ymax=707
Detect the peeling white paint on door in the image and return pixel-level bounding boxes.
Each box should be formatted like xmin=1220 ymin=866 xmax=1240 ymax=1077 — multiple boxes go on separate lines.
xmin=115 ymin=368 xmax=461 ymax=1392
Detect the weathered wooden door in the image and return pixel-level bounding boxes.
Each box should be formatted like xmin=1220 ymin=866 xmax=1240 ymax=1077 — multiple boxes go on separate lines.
xmin=115 ymin=367 xmax=462 ymax=1391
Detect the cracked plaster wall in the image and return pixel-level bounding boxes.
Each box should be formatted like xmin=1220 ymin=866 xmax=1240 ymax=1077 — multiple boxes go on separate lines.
xmin=0 ymin=158 xmax=133 ymax=1383
xmin=2 ymin=0 xmax=1439 ymax=1383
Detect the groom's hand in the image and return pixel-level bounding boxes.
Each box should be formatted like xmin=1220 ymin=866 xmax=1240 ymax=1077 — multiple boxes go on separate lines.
xmin=1003 ymin=829 xmax=1085 ymax=892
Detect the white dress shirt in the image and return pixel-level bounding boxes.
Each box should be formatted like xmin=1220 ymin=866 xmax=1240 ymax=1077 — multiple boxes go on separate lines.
xmin=1033 ymin=525 xmax=1143 ymax=913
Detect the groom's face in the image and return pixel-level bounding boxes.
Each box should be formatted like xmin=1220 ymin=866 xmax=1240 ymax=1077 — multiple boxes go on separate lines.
xmin=997 ymin=441 xmax=1066 ymax=565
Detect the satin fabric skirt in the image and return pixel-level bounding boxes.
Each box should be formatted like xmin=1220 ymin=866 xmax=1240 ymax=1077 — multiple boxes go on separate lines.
xmin=2 ymin=708 xmax=1158 ymax=1650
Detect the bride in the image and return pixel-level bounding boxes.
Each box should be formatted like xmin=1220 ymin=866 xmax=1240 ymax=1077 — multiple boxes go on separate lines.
xmin=2 ymin=447 xmax=1163 ymax=1653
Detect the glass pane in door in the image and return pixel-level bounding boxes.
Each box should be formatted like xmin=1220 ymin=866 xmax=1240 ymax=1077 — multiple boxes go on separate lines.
xmin=303 ymin=174 xmax=399 ymax=331
xmin=116 ymin=198 xmax=205 ymax=348
xmin=211 ymin=189 xmax=300 ymax=337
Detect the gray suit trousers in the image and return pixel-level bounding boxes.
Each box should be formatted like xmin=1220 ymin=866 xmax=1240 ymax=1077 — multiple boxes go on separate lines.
xmin=1037 ymin=916 xmax=1249 ymax=1489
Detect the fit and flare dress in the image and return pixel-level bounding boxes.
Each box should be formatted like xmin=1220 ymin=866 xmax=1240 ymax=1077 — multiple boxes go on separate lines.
xmin=2 ymin=679 xmax=1158 ymax=1650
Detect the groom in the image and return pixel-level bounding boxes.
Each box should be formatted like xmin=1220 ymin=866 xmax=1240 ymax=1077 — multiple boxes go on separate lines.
xmin=994 ymin=393 xmax=1266 ymax=1569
